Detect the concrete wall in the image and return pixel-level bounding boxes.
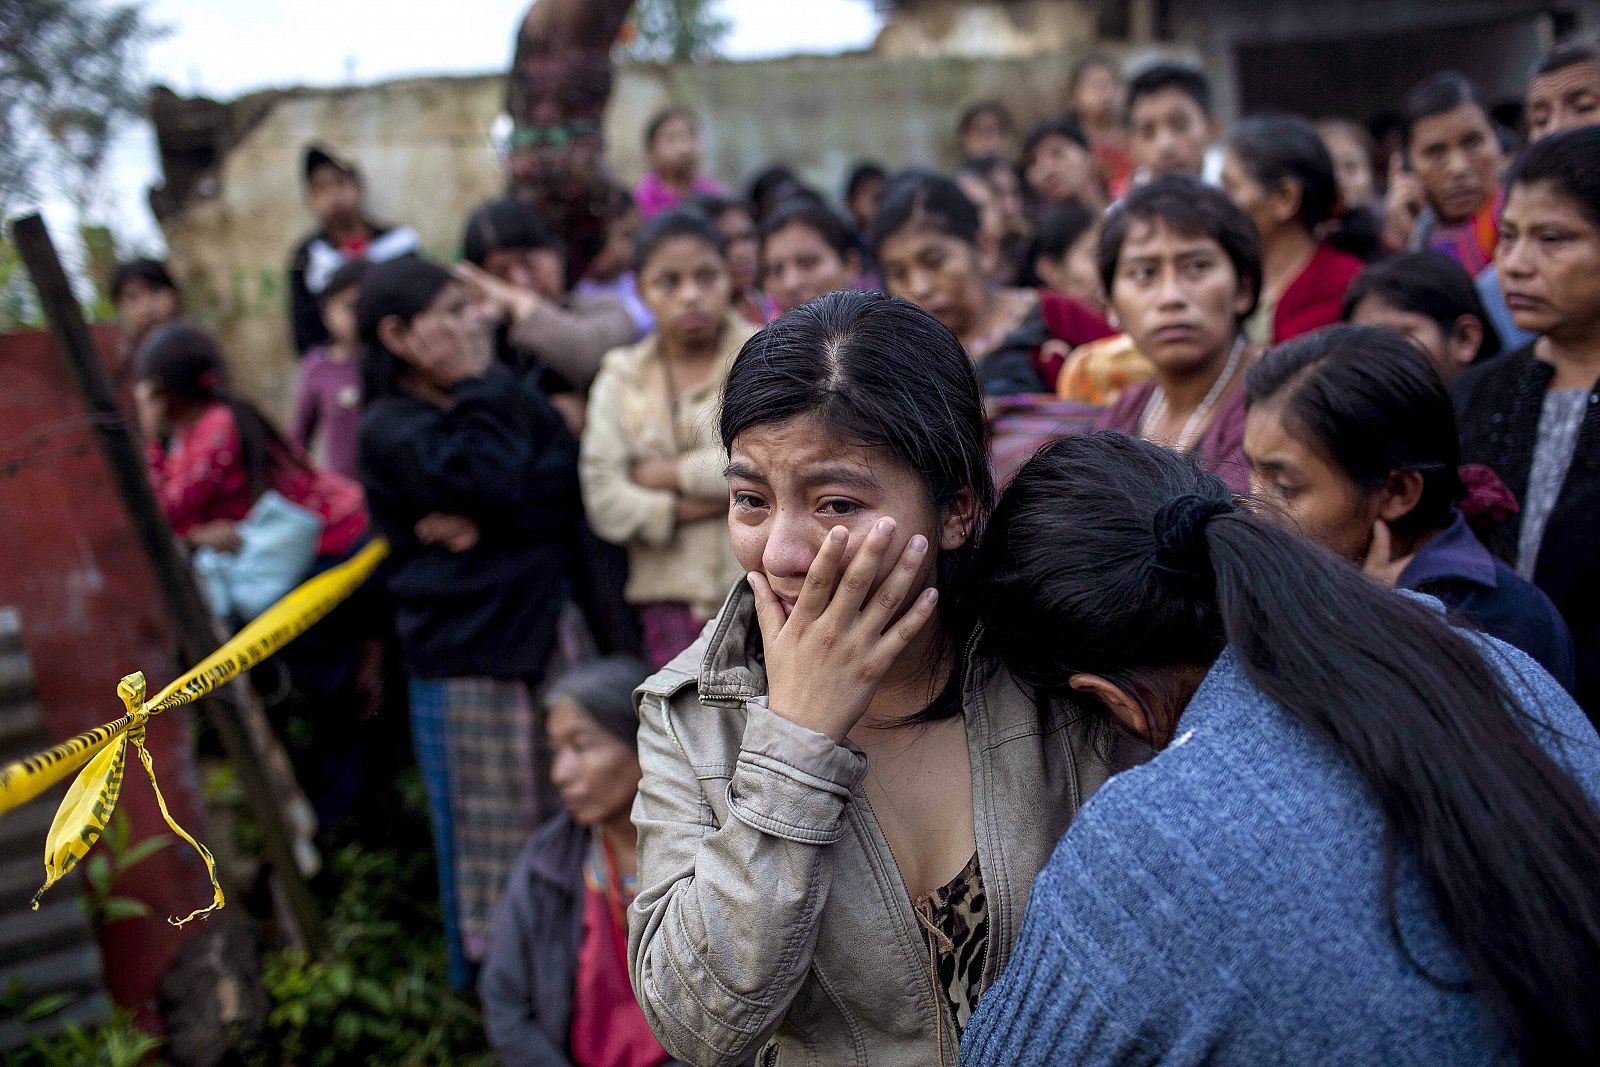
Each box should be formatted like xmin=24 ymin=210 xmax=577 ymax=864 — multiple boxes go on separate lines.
xmin=156 ymin=45 xmax=1181 ymax=423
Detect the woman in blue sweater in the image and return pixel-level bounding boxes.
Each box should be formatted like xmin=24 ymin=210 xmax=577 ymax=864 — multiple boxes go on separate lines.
xmin=961 ymin=431 xmax=1600 ymax=1065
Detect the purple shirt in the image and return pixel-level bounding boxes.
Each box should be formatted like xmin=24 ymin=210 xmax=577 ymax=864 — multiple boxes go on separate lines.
xmin=1097 ymin=380 xmax=1251 ymax=495
xmin=574 ymin=272 xmax=654 ymax=338
xmin=291 ymin=347 xmax=362 ymax=480
xmin=634 ymin=172 xmax=726 ymax=221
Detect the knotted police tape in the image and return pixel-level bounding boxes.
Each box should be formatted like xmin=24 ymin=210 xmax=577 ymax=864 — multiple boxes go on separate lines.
xmin=0 ymin=538 xmax=389 ymax=925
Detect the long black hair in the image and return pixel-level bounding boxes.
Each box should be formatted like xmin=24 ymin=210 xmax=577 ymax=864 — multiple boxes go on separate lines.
xmin=355 ymin=257 xmax=456 ymax=404
xmin=136 ymin=323 xmax=306 ymax=498
xmin=977 ymin=430 xmax=1600 ymax=1062
xmin=1340 ymin=251 xmax=1501 ymax=361
xmin=1246 ymin=324 xmax=1461 ymax=539
xmin=720 ymin=289 xmax=993 ymax=719
xmin=1227 ymin=114 xmax=1340 ymax=230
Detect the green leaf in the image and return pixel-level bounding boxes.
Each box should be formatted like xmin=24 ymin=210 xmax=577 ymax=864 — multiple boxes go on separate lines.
xmin=99 ymin=896 xmax=151 ymax=922
xmin=22 ymin=991 xmax=74 ymax=1020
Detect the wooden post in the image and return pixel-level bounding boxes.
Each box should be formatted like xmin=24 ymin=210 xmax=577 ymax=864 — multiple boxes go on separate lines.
xmin=9 ymin=213 xmax=327 ymax=956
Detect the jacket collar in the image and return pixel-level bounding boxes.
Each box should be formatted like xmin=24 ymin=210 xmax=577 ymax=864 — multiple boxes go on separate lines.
xmin=525 ymin=810 xmax=590 ymax=892
xmin=1398 ymin=509 xmax=1499 ymax=591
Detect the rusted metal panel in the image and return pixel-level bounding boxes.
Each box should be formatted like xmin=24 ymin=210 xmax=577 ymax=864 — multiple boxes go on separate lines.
xmin=0 ymin=606 xmax=111 ymax=1050
xmin=0 ymin=327 xmax=211 ymax=1022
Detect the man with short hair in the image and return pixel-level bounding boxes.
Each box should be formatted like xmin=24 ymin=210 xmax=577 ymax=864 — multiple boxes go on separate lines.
xmin=1383 ymin=73 xmax=1504 ymax=276
xmin=286 ymin=144 xmax=420 ymax=355
xmin=1125 ymin=63 xmax=1219 ymax=183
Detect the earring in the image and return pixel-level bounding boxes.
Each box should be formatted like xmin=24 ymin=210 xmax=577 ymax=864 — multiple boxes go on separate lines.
xmin=1107 ymin=310 xmax=1121 ymax=330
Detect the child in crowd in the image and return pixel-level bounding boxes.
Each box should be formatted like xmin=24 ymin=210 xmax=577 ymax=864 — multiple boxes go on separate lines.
xmin=958 ymin=99 xmax=1017 ymax=162
xmin=843 ymin=160 xmax=888 ymax=286
xmin=1125 ymin=63 xmax=1219 ymax=183
xmin=355 ymin=257 xmax=583 ymax=987
xmin=579 ymin=208 xmax=751 ymax=668
xmin=292 ymin=258 xmax=369 ymax=479
xmin=634 ymin=107 xmax=725 ymax=221
xmin=686 ymin=192 xmax=775 ymax=325
xmin=287 ymin=143 xmax=420 ymax=355
xmin=1032 ymin=201 xmax=1105 ymax=313
xmin=1245 ymin=325 xmax=1572 ymax=683
xmin=1023 ymin=116 xmax=1106 ymax=213
xmin=1219 ymin=114 xmax=1364 ymax=344
xmin=454 ymin=198 xmax=636 ymax=428
xmin=111 ymin=258 xmax=182 ymax=371
xmin=1071 ymin=53 xmax=1134 ymax=198
xmin=759 ymin=198 xmax=860 ymax=315
xmin=479 ymin=657 xmax=681 ymax=1067
xmin=574 ymin=187 xmax=655 ymax=337
xmin=1096 ymin=176 xmax=1261 ymax=493
xmin=844 ymin=161 xmax=887 ymax=238
xmin=1343 ymin=251 xmax=1500 ymax=383
xmin=136 ymin=323 xmax=367 ymax=564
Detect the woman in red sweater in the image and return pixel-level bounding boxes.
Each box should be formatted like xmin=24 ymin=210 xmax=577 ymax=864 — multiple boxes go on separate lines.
xmin=1220 ymin=115 xmax=1364 ymax=345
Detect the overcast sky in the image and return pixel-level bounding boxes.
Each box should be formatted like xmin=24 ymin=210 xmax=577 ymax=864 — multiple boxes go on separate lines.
xmin=93 ymin=0 xmax=883 ymax=250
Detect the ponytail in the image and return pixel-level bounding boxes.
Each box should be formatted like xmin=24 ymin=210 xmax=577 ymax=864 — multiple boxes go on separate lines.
xmin=978 ymin=431 xmax=1600 ymax=1062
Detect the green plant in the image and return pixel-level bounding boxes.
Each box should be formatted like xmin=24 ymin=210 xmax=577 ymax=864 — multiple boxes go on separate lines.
xmin=77 ymin=811 xmax=172 ymax=932
xmin=10 ymin=1008 xmax=166 ymax=1067
xmin=247 ymin=769 xmax=494 ymax=1065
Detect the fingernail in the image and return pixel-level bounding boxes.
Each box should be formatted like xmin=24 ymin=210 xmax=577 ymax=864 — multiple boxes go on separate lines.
xmin=829 ymin=526 xmax=847 ymax=543
xmin=910 ymin=535 xmax=928 ymax=553
xmin=922 ymin=588 xmax=939 ymax=603
xmin=878 ymin=517 xmax=895 ymax=535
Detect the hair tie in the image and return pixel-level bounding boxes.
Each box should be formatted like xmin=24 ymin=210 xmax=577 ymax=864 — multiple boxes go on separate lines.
xmin=1151 ymin=494 xmax=1235 ymax=583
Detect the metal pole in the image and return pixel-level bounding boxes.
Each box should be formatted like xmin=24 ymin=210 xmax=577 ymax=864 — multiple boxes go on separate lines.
xmin=9 ymin=213 xmax=326 ymax=955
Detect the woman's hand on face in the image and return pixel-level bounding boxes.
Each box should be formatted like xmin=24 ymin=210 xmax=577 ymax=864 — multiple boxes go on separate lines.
xmin=1362 ymin=518 xmax=1416 ymax=589
xmin=1382 ymin=153 xmax=1426 ymax=250
xmin=748 ymin=517 xmax=940 ymax=743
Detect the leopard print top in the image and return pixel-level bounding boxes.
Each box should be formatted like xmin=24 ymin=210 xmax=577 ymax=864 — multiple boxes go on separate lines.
xmin=913 ymin=852 xmax=989 ymax=1036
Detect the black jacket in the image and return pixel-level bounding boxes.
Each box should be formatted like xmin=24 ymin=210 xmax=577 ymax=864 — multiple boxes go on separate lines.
xmin=1454 ymin=344 xmax=1600 ymax=721
xmin=358 ymin=366 xmax=578 ymax=679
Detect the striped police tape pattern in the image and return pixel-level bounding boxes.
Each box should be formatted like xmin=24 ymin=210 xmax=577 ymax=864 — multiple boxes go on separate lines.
xmin=0 ymin=538 xmax=388 ymax=925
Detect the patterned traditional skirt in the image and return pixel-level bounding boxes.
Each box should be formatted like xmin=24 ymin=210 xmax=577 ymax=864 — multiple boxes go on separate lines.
xmin=409 ymin=675 xmax=544 ymax=988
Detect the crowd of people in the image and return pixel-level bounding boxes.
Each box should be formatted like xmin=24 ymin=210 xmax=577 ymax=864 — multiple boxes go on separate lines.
xmin=110 ymin=36 xmax=1600 ymax=1067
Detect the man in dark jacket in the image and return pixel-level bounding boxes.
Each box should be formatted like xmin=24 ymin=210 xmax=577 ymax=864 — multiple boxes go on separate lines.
xmin=287 ymin=145 xmax=420 ymax=355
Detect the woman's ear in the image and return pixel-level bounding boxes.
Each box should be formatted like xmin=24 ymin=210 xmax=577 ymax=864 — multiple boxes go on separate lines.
xmin=1270 ymin=177 xmax=1305 ymax=228
xmin=1069 ymin=674 xmax=1154 ymax=742
xmin=376 ymin=314 xmax=410 ymax=362
xmin=1448 ymin=314 xmax=1485 ymax=367
xmin=1377 ymin=469 xmax=1426 ymax=524
xmin=940 ymin=489 xmax=979 ymax=551
xmin=1233 ymin=273 xmax=1259 ymax=320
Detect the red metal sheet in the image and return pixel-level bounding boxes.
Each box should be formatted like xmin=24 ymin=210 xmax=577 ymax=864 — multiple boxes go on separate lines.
xmin=0 ymin=325 xmax=211 ymax=1023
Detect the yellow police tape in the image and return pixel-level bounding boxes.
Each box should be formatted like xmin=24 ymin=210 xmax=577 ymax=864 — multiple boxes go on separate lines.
xmin=0 ymin=538 xmax=388 ymax=925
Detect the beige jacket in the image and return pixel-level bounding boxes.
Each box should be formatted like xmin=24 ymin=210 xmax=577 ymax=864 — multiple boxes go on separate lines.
xmin=579 ymin=313 xmax=754 ymax=620
xmin=627 ymin=581 xmax=1132 ymax=1067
